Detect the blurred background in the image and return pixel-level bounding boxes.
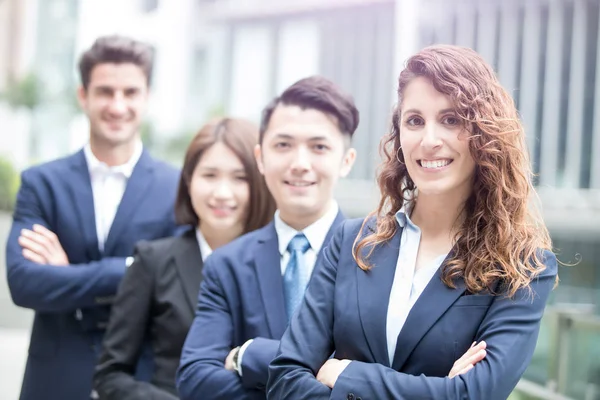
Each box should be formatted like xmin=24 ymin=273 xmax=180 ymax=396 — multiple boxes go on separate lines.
xmin=0 ymin=0 xmax=599 ymax=398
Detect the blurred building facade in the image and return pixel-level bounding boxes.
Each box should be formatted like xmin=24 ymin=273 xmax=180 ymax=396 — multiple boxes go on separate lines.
xmin=0 ymin=0 xmax=36 ymax=169
xmin=0 ymin=0 xmax=26 ymax=91
xmin=0 ymin=0 xmax=599 ymax=397
xmin=0 ymin=0 xmax=80 ymax=167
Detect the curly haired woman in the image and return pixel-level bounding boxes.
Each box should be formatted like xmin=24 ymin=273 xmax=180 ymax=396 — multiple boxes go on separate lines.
xmin=267 ymin=45 xmax=557 ymax=400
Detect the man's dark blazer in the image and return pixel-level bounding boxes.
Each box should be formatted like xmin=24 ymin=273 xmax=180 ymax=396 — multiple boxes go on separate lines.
xmin=267 ymin=218 xmax=559 ymax=400
xmin=94 ymin=228 xmax=203 ymax=399
xmin=176 ymin=212 xmax=345 ymax=400
xmin=5 ymin=149 xmax=180 ymax=400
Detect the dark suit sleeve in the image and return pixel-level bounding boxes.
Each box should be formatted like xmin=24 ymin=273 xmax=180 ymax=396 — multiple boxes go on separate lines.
xmin=5 ymin=171 xmax=127 ymax=312
xmin=240 ymin=337 xmax=281 ymax=389
xmin=268 ymin=225 xmax=559 ymax=400
xmin=176 ymin=256 xmax=263 ymax=400
xmin=94 ymin=243 xmax=177 ymax=400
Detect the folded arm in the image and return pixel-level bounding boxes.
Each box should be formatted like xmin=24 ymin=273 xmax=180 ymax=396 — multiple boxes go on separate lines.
xmin=176 ymin=257 xmax=263 ymax=400
xmin=6 ymin=174 xmax=126 ymax=312
xmin=239 ymin=337 xmax=281 ymax=390
xmin=268 ymin=219 xmax=558 ymax=400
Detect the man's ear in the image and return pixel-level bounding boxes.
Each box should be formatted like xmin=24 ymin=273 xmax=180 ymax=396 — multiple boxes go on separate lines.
xmin=339 ymin=147 xmax=357 ymax=178
xmin=254 ymin=144 xmax=265 ymax=175
xmin=76 ymin=86 xmax=87 ymax=110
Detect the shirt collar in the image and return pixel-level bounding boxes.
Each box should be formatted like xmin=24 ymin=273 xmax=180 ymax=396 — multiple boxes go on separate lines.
xmin=274 ymin=200 xmax=340 ymax=256
xmin=83 ymin=140 xmax=143 ymax=179
xmin=195 ymin=229 xmax=213 ymax=262
xmin=395 ymin=199 xmax=416 ymax=229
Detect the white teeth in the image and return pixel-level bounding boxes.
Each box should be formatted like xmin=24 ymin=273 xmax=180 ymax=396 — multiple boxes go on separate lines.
xmin=421 ymin=160 xmax=450 ymax=169
xmin=288 ymin=182 xmax=311 ymax=187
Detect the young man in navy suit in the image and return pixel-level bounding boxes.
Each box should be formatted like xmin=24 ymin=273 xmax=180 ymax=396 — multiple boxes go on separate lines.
xmin=5 ymin=36 xmax=181 ymax=400
xmin=177 ymin=76 xmax=358 ymax=399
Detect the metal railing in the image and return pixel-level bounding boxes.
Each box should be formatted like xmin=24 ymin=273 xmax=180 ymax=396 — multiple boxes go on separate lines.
xmin=515 ymin=305 xmax=600 ymax=400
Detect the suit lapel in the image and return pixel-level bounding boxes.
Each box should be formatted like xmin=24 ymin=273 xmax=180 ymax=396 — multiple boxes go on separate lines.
xmin=173 ymin=229 xmax=204 ymax=314
xmin=391 ymin=251 xmax=466 ymax=371
xmin=104 ymin=150 xmax=155 ymax=255
xmin=314 ymin=210 xmax=345 ymax=267
xmin=254 ymin=223 xmax=288 ymax=338
xmin=356 ymin=221 xmax=402 ymax=367
xmin=67 ymin=150 xmax=101 ymax=260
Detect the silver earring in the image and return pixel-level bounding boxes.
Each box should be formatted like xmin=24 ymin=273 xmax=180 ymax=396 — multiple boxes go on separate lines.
xmin=395 ymin=146 xmax=404 ymax=165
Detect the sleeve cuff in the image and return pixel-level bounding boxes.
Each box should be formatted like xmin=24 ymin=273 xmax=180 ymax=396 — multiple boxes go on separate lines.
xmin=331 ymin=361 xmax=358 ymax=398
xmin=236 ymin=338 xmax=254 ymax=377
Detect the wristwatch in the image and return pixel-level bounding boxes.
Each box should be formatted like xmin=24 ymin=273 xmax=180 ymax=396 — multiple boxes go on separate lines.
xmin=232 ymin=346 xmax=241 ymax=373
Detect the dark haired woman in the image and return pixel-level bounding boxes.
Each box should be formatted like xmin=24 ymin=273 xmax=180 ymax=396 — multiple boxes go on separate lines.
xmin=94 ymin=118 xmax=276 ymax=399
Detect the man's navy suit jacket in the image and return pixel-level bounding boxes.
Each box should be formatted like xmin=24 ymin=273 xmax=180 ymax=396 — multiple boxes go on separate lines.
xmin=5 ymin=149 xmax=181 ymax=400
xmin=177 ymin=212 xmax=344 ymax=400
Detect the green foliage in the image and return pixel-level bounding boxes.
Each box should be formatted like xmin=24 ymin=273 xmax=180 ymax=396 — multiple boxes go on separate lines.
xmin=140 ymin=121 xmax=156 ymax=148
xmin=508 ymin=389 xmax=546 ymax=400
xmin=59 ymin=84 xmax=82 ymax=116
xmin=0 ymin=73 xmax=44 ymax=111
xmin=162 ymin=130 xmax=196 ymax=164
xmin=138 ymin=123 xmax=194 ymax=166
xmin=142 ymin=103 xmax=227 ymax=164
xmin=0 ymin=156 xmax=19 ymax=211
xmin=207 ymin=103 xmax=225 ymax=119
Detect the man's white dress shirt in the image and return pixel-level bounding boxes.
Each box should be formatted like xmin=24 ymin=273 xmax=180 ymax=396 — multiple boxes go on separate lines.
xmin=84 ymin=141 xmax=143 ymax=252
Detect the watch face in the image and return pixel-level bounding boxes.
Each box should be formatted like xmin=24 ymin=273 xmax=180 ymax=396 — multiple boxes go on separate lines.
xmin=232 ymin=348 xmax=239 ymax=367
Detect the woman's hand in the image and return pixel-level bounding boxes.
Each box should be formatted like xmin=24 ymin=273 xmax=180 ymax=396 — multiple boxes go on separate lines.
xmin=316 ymin=359 xmax=352 ymax=388
xmin=448 ymin=341 xmax=487 ymax=379
xmin=315 ymin=340 xmax=485 ymax=389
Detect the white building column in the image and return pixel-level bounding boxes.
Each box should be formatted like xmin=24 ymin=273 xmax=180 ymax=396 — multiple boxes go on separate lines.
xmin=150 ymin=0 xmax=195 ymax=136
xmin=393 ymin=0 xmax=420 ymax=98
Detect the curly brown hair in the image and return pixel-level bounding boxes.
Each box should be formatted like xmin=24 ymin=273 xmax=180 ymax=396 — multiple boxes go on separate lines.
xmin=353 ymin=45 xmax=553 ymax=298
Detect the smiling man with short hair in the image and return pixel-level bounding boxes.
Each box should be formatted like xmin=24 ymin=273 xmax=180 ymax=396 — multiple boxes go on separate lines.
xmin=5 ymin=35 xmax=181 ymax=400
xmin=177 ymin=76 xmax=358 ymax=399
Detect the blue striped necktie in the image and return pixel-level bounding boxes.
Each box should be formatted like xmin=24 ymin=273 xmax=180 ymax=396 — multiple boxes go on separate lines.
xmin=283 ymin=233 xmax=311 ymax=322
